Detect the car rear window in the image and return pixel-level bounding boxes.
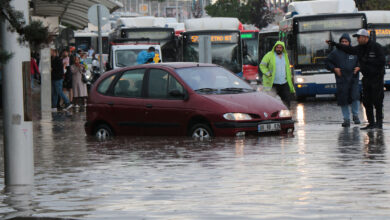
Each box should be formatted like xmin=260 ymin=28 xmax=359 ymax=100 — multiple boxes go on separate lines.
xmin=97 ymin=74 xmax=116 ymax=94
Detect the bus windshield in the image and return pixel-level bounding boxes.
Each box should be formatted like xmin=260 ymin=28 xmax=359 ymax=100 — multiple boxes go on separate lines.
xmin=183 ymin=32 xmax=242 ymax=74
xmin=243 ymin=37 xmax=259 ymax=66
xmin=376 ymin=37 xmax=390 ymax=68
xmin=115 ymin=49 xmax=160 ymax=67
xmin=297 ymin=30 xmax=358 ymax=66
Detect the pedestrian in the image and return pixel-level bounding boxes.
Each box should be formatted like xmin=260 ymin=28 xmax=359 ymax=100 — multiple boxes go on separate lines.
xmin=61 ymin=50 xmax=73 ymax=104
xmin=71 ymin=57 xmax=88 ymax=107
xmin=326 ymin=33 xmax=361 ymax=127
xmin=259 ymin=41 xmax=295 ymax=108
xmin=30 ymin=54 xmax=40 ymax=88
xmin=88 ymin=46 xmax=95 ymax=57
xmin=137 ymin=47 xmax=156 ymax=64
xmin=51 ymin=49 xmax=72 ymax=111
xmin=327 ymin=29 xmax=386 ymax=130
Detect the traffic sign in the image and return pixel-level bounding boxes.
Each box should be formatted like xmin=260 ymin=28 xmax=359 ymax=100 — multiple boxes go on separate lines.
xmin=88 ymin=4 xmax=110 ymax=26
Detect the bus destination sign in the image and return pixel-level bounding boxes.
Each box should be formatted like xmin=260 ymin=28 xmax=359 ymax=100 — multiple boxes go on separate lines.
xmin=299 ymin=17 xmax=362 ymax=32
xmin=374 ymin=29 xmax=390 ymax=36
xmin=189 ymin=34 xmax=238 ymax=43
xmin=241 ymin=33 xmax=254 ymax=39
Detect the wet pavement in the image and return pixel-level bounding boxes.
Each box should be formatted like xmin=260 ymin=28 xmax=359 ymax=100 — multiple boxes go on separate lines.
xmin=0 ymin=92 xmax=390 ymax=219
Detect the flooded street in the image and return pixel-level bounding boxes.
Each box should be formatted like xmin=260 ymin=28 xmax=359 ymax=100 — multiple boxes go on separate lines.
xmin=0 ymin=93 xmax=390 ymax=219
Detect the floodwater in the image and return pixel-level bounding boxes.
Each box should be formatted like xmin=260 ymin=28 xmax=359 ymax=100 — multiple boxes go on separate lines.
xmin=0 ymin=93 xmax=390 ymax=219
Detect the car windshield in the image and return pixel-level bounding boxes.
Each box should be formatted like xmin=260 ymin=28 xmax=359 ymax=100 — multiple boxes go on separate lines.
xmin=175 ymin=66 xmax=254 ymax=94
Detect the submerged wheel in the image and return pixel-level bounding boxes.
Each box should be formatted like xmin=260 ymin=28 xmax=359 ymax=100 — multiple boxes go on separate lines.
xmin=94 ymin=124 xmax=113 ymax=140
xmin=189 ymin=123 xmax=213 ymax=139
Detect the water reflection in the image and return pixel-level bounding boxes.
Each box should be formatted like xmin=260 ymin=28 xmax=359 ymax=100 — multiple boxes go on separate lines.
xmin=364 ymin=130 xmax=386 ymax=161
xmin=2 ymin=185 xmax=35 ymax=219
xmin=296 ymin=104 xmax=305 ymax=126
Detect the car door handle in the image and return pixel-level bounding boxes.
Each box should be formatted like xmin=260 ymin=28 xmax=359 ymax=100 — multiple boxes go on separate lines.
xmin=146 ymin=104 xmax=153 ymax=108
xmin=107 ymin=102 xmax=114 ymax=106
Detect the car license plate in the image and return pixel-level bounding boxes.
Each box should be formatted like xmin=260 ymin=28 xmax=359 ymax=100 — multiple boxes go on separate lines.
xmin=258 ymin=123 xmax=281 ymax=132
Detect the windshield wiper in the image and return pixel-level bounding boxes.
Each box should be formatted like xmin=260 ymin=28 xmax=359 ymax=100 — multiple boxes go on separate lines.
xmin=221 ymin=87 xmax=255 ymax=92
xmin=117 ymin=62 xmax=126 ymax=67
xmin=194 ymin=88 xmax=218 ymax=93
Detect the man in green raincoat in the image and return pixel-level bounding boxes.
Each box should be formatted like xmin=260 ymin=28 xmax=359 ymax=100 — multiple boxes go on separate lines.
xmin=259 ymin=41 xmax=295 ymax=108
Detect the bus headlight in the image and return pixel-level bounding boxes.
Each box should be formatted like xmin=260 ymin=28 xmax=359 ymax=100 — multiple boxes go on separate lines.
xmin=223 ymin=113 xmax=252 ymax=121
xmin=296 ymin=77 xmax=304 ymax=83
xmin=279 ymin=110 xmax=291 ymax=118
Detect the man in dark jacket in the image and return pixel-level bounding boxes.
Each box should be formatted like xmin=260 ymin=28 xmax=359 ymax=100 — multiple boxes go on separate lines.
xmin=327 ymin=29 xmax=386 ymax=130
xmin=51 ymin=49 xmax=72 ymax=111
xmin=326 ymin=33 xmax=361 ymax=127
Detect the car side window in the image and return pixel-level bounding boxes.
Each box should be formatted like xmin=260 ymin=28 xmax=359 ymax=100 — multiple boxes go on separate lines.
xmin=148 ymin=69 xmax=184 ymax=99
xmin=97 ymin=74 xmax=116 ymax=94
xmin=113 ymin=69 xmax=144 ymax=98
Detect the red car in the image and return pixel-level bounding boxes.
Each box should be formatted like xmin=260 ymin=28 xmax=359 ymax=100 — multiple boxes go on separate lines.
xmin=85 ymin=63 xmax=294 ymax=139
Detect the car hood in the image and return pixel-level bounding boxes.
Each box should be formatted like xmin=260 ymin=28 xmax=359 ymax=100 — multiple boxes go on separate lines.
xmin=202 ymin=91 xmax=287 ymax=115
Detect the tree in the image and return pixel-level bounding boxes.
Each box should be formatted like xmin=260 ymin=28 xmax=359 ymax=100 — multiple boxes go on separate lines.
xmin=243 ymin=0 xmax=274 ymax=29
xmin=205 ymin=0 xmax=273 ymax=29
xmin=0 ymin=0 xmax=49 ymax=64
xmin=205 ymin=0 xmax=243 ymax=18
xmin=356 ymin=0 xmax=390 ymax=10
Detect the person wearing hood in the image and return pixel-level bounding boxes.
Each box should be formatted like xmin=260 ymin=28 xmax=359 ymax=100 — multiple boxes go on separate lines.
xmin=327 ymin=29 xmax=385 ymax=130
xmin=326 ymin=33 xmax=361 ymax=127
xmin=259 ymin=41 xmax=295 ymax=108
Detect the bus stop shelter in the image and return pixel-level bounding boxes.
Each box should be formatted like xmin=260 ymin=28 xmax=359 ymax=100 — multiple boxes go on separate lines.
xmin=30 ymin=0 xmax=122 ymax=29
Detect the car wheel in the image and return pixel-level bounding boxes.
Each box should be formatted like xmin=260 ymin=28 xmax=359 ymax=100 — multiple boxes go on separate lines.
xmin=190 ymin=123 xmax=213 ymax=139
xmin=94 ymin=124 xmax=113 ymax=140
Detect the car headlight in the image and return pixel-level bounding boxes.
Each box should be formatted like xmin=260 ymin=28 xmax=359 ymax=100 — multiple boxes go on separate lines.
xmin=85 ymin=71 xmax=92 ymax=80
xmin=279 ymin=110 xmax=291 ymax=118
xmin=296 ymin=77 xmax=304 ymax=83
xmin=223 ymin=113 xmax=252 ymax=121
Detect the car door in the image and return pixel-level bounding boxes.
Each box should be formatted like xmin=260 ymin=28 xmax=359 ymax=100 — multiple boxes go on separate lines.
xmin=143 ymin=68 xmax=190 ymax=136
xmin=109 ymin=68 xmax=146 ymax=135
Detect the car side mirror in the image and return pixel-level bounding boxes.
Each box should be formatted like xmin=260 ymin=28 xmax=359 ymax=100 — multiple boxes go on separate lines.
xmin=169 ymin=89 xmax=189 ymax=100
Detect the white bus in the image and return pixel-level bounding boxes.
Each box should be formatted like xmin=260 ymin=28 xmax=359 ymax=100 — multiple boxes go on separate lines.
xmin=279 ymin=0 xmax=366 ymax=100
xmin=107 ymin=17 xmax=179 ymax=70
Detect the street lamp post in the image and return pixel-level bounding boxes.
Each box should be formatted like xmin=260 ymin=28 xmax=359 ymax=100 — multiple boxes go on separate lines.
xmin=0 ymin=0 xmax=34 ymax=186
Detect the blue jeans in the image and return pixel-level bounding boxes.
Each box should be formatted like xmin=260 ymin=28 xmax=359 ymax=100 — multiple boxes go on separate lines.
xmin=341 ymin=100 xmax=360 ymax=120
xmin=52 ymin=79 xmax=69 ymax=108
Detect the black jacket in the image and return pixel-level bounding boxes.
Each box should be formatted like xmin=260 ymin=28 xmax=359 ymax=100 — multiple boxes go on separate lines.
xmin=335 ymin=40 xmax=385 ymax=83
xmin=51 ymin=56 xmax=64 ymax=81
xmin=326 ymin=34 xmax=360 ymax=105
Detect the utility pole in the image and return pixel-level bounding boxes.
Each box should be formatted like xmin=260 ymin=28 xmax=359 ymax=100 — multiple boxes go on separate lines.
xmin=0 ymin=0 xmax=34 ymax=186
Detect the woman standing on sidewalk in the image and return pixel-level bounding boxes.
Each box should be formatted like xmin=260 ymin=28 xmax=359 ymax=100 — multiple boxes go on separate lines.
xmin=70 ymin=57 xmax=88 ymax=107
xmin=62 ymin=50 xmax=73 ymax=104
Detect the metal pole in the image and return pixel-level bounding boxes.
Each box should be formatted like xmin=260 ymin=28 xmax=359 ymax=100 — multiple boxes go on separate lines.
xmin=1 ymin=0 xmax=34 ymax=186
xmin=176 ymin=0 xmax=179 ymax=21
xmin=40 ymin=47 xmax=51 ymax=112
xmin=198 ymin=36 xmax=212 ymax=63
xmin=97 ymin=5 xmax=104 ymax=74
